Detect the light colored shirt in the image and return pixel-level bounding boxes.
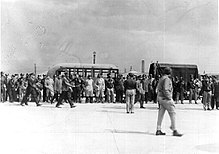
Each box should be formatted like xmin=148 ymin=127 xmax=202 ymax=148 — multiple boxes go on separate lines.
xmin=157 ymin=75 xmax=173 ymax=100
xmin=86 ymin=79 xmax=93 ymax=91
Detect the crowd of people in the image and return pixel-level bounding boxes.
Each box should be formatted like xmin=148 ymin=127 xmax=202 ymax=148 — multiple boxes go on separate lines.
xmin=0 ymin=71 xmax=219 ymax=110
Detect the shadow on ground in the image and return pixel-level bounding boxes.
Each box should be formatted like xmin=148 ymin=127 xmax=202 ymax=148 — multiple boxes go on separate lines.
xmin=196 ymin=144 xmax=219 ymax=153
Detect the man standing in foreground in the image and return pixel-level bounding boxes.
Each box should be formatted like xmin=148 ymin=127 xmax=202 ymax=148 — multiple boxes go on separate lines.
xmin=156 ymin=67 xmax=183 ymax=137
xmin=124 ymin=73 xmax=137 ymax=114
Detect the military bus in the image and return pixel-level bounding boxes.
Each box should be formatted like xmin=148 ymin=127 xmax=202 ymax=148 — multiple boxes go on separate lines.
xmin=47 ymin=63 xmax=119 ymax=78
xmin=149 ymin=62 xmax=199 ymax=83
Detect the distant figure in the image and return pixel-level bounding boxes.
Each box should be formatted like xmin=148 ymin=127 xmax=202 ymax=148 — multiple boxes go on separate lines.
xmin=17 ymin=74 xmax=27 ymax=102
xmin=45 ymin=75 xmax=54 ymax=103
xmin=136 ymin=75 xmax=145 ymax=108
xmin=176 ymin=77 xmax=186 ymax=104
xmin=202 ymin=75 xmax=212 ymax=110
xmin=51 ymin=75 xmax=62 ymax=104
xmin=105 ymin=73 xmax=115 ymax=103
xmin=114 ymin=74 xmax=124 ymax=103
xmin=213 ymin=78 xmax=219 ymax=110
xmin=85 ymin=75 xmax=94 ymax=103
xmin=124 ymin=73 xmax=137 ymax=114
xmin=156 ymin=67 xmax=183 ymax=137
xmin=94 ymin=74 xmax=105 ymax=103
xmin=0 ymin=72 xmax=7 ymax=102
xmin=187 ymin=75 xmax=198 ymax=104
xmin=55 ymin=71 xmax=75 ymax=108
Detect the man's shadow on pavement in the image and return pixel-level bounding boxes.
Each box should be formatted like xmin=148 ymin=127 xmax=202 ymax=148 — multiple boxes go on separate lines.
xmin=106 ymin=129 xmax=155 ymax=135
xmin=106 ymin=129 xmax=175 ymax=136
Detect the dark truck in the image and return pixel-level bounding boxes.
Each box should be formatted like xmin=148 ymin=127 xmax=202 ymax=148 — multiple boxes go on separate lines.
xmin=149 ymin=62 xmax=198 ymax=83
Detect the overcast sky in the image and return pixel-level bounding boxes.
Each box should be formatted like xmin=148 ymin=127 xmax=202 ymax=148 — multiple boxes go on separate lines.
xmin=1 ymin=0 xmax=218 ymax=74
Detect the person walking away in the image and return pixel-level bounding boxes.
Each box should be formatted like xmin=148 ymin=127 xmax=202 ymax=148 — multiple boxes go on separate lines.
xmin=85 ymin=75 xmax=94 ymax=103
xmin=124 ymin=73 xmax=137 ymax=114
xmin=156 ymin=67 xmax=183 ymax=137
xmin=20 ymin=73 xmax=42 ymax=106
xmin=55 ymin=71 xmax=75 ymax=108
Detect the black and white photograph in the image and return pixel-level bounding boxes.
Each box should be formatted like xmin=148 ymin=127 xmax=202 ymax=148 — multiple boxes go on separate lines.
xmin=1 ymin=0 xmax=219 ymax=153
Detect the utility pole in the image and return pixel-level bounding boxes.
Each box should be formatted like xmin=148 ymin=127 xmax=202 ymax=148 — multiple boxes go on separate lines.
xmin=141 ymin=59 xmax=145 ymax=73
xmin=93 ymin=51 xmax=96 ymax=64
xmin=34 ymin=63 xmax=36 ymax=75
xmin=130 ymin=66 xmax=133 ymax=71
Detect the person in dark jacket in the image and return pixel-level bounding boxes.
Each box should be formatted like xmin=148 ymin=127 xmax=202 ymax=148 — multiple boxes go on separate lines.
xmin=124 ymin=73 xmax=137 ymax=114
xmin=105 ymin=73 xmax=115 ymax=103
xmin=74 ymin=74 xmax=84 ymax=103
xmin=55 ymin=71 xmax=75 ymax=108
xmin=213 ymin=78 xmax=219 ymax=110
xmin=7 ymin=75 xmax=16 ymax=103
xmin=176 ymin=77 xmax=186 ymax=104
xmin=187 ymin=75 xmax=197 ymax=104
xmin=114 ymin=74 xmax=124 ymax=103
xmin=21 ymin=73 xmax=42 ymax=106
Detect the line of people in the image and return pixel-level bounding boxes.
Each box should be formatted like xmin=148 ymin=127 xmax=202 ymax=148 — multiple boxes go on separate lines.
xmin=0 ymin=71 xmax=157 ymax=107
xmin=172 ymin=74 xmax=219 ymax=110
xmin=1 ymin=71 xmax=219 ymax=110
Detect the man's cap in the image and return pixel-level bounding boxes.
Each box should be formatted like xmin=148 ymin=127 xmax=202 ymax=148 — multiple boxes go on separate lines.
xmin=163 ymin=67 xmax=172 ymax=75
xmin=128 ymin=73 xmax=134 ymax=77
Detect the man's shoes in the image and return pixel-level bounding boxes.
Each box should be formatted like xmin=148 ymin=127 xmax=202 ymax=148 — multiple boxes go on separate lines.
xmin=140 ymin=106 xmax=145 ymax=109
xmin=20 ymin=103 xmax=25 ymax=106
xmin=126 ymin=112 xmax=129 ymax=114
xmin=70 ymin=105 xmax=76 ymax=108
xmin=131 ymin=112 xmax=134 ymax=114
xmin=36 ymin=104 xmax=42 ymax=107
xmin=56 ymin=106 xmax=61 ymax=108
xmin=207 ymin=108 xmax=211 ymax=111
xmin=156 ymin=130 xmax=166 ymax=136
xmin=25 ymin=103 xmax=28 ymax=106
xmin=173 ymin=130 xmax=183 ymax=137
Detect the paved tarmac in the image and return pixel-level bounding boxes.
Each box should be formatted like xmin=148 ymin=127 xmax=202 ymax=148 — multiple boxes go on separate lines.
xmin=0 ymin=100 xmax=219 ymax=154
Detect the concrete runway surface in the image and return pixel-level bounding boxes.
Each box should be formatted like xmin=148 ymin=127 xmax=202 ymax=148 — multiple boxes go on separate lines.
xmin=0 ymin=100 xmax=219 ymax=154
